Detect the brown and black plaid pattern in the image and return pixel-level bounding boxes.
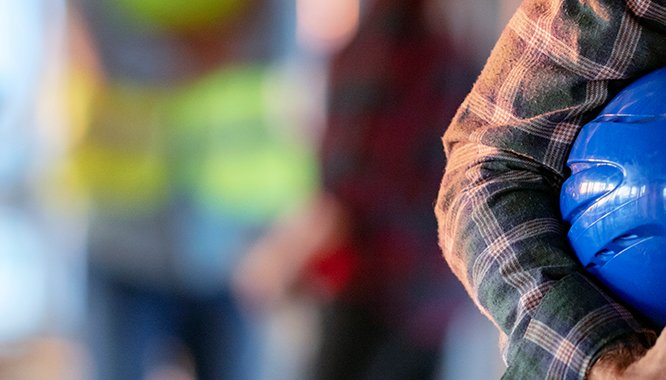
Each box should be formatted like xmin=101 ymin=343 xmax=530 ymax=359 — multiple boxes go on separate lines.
xmin=437 ymin=0 xmax=666 ymax=378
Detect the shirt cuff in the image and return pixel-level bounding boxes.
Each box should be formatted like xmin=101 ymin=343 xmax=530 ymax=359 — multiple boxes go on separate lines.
xmin=502 ymin=273 xmax=656 ymax=380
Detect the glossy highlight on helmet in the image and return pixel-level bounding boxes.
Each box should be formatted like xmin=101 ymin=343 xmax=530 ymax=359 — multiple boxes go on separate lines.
xmin=561 ymin=67 xmax=666 ymax=327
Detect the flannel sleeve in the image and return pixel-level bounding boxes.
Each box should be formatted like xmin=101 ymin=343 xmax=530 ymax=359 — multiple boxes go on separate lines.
xmin=436 ymin=0 xmax=666 ymax=378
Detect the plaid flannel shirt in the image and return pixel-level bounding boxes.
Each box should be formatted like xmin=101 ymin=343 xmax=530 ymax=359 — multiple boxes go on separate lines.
xmin=321 ymin=0 xmax=475 ymax=343
xmin=437 ymin=0 xmax=666 ymax=378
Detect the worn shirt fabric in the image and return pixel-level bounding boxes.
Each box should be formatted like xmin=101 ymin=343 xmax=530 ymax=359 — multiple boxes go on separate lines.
xmin=437 ymin=0 xmax=666 ymax=378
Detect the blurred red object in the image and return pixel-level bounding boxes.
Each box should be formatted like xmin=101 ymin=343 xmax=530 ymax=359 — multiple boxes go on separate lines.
xmin=304 ymin=243 xmax=360 ymax=300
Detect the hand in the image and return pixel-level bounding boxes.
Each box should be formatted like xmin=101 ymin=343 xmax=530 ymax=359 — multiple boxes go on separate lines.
xmin=231 ymin=193 xmax=348 ymax=312
xmin=588 ymin=328 xmax=666 ymax=379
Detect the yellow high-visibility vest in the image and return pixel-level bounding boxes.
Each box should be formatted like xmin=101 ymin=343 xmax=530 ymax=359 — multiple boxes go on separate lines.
xmin=74 ymin=65 xmax=318 ymax=222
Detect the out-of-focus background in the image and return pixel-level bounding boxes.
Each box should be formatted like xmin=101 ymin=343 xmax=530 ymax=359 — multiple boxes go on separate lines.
xmin=0 ymin=0 xmax=520 ymax=379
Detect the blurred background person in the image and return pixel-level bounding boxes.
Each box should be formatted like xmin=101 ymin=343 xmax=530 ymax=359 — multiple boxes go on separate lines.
xmin=313 ymin=0 xmax=472 ymax=378
xmin=234 ymin=0 xmax=509 ymax=379
xmin=0 ymin=0 xmax=520 ymax=379
xmin=69 ymin=0 xmax=318 ymax=379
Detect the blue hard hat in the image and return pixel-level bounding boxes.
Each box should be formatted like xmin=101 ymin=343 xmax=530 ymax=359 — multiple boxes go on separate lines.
xmin=561 ymin=67 xmax=666 ymax=327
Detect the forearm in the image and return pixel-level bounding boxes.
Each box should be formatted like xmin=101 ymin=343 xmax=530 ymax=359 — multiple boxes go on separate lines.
xmin=437 ymin=0 xmax=666 ymax=377
xmin=438 ymin=145 xmax=654 ymax=378
xmin=588 ymin=335 xmax=650 ymax=379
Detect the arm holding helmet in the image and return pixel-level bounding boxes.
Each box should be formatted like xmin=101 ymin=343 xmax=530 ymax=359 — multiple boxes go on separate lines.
xmin=436 ymin=0 xmax=666 ymax=378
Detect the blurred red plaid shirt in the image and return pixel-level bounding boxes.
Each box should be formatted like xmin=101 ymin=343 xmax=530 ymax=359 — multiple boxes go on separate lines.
xmin=315 ymin=0 xmax=476 ymax=345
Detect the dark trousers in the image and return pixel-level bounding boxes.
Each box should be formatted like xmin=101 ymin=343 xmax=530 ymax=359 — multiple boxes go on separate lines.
xmin=314 ymin=300 xmax=441 ymax=380
xmin=87 ymin=269 xmax=258 ymax=380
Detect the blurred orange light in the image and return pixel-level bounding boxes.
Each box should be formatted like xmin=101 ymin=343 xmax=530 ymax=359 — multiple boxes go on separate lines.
xmin=296 ymin=0 xmax=360 ymax=54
